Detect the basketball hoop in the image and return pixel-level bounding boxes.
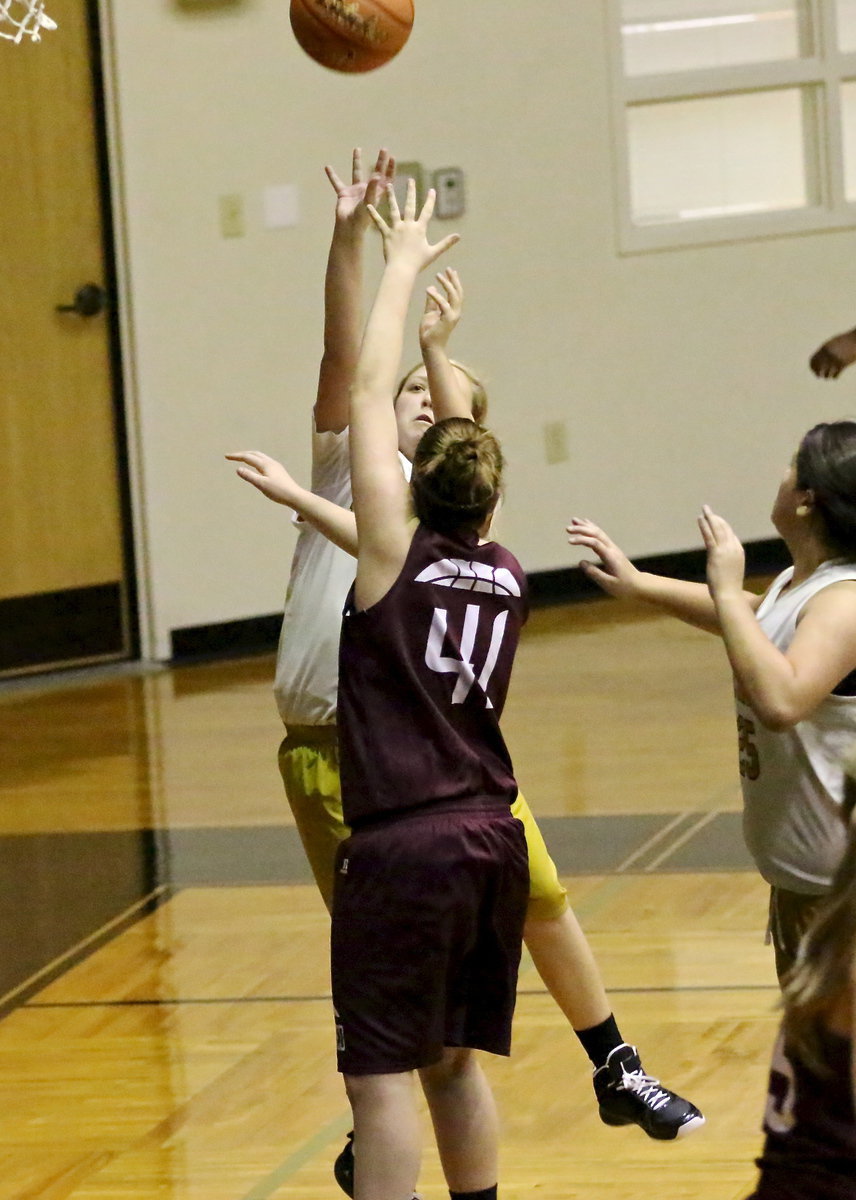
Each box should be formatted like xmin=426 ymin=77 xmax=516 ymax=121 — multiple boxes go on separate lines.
xmin=0 ymin=0 xmax=57 ymax=43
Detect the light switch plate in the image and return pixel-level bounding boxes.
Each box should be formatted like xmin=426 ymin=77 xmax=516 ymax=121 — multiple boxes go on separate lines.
xmin=263 ymin=184 xmax=299 ymax=229
xmin=432 ymin=167 xmax=465 ymax=219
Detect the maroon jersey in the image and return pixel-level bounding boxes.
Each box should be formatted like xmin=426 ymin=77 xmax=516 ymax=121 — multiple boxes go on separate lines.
xmin=747 ymin=1025 xmax=856 ymax=1199
xmin=338 ymin=523 xmax=528 ymax=826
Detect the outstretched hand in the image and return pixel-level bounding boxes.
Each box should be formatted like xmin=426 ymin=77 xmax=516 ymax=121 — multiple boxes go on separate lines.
xmin=225 ymin=451 xmax=303 ymax=508
xmin=565 ymin=517 xmax=642 ymax=599
xmin=697 ymin=504 xmax=745 ymax=598
xmin=420 ymin=268 xmax=463 ymax=351
xmin=809 ymin=327 xmax=856 ymax=379
xmin=325 ymin=147 xmax=395 ymax=232
xmin=368 ymin=178 xmax=460 ymax=273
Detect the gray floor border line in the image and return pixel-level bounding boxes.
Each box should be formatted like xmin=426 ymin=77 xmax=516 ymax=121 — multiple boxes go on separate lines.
xmin=644 ymin=811 xmax=719 ymax=872
xmin=613 ymin=812 xmax=694 ymax=873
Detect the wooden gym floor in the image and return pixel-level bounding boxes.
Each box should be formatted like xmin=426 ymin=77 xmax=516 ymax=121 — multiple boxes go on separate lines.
xmin=0 ymin=595 xmax=780 ymax=1200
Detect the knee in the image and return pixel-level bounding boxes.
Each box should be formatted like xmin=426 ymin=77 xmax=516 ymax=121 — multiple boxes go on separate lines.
xmin=419 ymin=1048 xmax=474 ymax=1094
xmin=344 ymin=1073 xmax=382 ymax=1109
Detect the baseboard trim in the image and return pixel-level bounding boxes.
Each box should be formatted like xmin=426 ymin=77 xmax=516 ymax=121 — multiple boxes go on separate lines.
xmin=0 ymin=582 xmax=126 ymax=675
xmin=170 ymin=613 xmax=283 ymax=662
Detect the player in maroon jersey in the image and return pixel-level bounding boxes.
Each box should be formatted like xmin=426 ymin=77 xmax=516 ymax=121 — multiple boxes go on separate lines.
xmin=321 ymin=178 xmax=528 ymax=1200
xmin=744 ymin=761 xmax=856 ymax=1198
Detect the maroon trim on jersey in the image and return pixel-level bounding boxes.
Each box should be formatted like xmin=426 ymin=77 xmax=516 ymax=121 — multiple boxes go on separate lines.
xmin=337 ymin=524 xmax=528 ymax=826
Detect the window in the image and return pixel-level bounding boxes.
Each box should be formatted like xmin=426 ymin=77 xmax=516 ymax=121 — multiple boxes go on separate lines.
xmin=609 ymin=1 xmax=856 ymax=249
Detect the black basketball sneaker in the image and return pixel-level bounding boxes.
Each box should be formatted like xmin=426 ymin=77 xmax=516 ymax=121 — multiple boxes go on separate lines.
xmin=594 ymin=1044 xmax=705 ymax=1140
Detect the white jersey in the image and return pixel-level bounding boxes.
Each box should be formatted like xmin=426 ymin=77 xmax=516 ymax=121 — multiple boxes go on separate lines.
xmin=273 ymin=425 xmax=354 ymax=726
xmin=273 ymin=423 xmax=412 ymax=727
xmin=739 ymin=560 xmax=856 ymax=892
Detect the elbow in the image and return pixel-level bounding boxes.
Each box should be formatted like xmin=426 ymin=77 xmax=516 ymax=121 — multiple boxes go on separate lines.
xmin=754 ymin=703 xmax=800 ymax=733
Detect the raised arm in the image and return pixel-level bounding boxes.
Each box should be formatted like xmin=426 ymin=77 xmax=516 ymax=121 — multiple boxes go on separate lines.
xmin=566 ymin=516 xmax=763 ymax=634
xmin=418 ymin=268 xmax=472 ymax=421
xmin=315 ymin=147 xmax=394 ymax=433
xmin=225 ymin=451 xmax=359 ymax=556
xmin=350 ymin=181 xmax=459 ymax=609
xmin=699 ymin=505 xmax=856 ymax=729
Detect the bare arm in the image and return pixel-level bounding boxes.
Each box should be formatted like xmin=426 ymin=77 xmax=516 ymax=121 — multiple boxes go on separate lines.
xmin=315 ymin=148 xmax=395 ymax=433
xmin=225 ymin=451 xmax=358 ymax=556
xmin=700 ymin=506 xmax=856 ymax=729
xmin=566 ymin=516 xmax=762 ymax=634
xmin=351 ymin=181 xmax=459 ymax=609
xmin=419 ymin=268 xmax=472 ymax=422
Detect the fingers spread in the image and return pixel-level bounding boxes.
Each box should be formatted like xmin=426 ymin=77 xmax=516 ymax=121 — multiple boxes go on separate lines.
xmin=386 ymin=180 xmax=402 ymax=221
xmin=418 ymin=186 xmax=436 ymax=224
xmin=324 ymin=164 xmax=345 ymax=194
xmin=431 ymin=233 xmax=460 ymax=261
xmin=403 ymin=176 xmax=417 ymax=220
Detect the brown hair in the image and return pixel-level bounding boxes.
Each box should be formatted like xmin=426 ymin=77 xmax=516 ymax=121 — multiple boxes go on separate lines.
xmin=795 ymin=420 xmax=856 ymax=557
xmin=395 ymin=361 xmax=489 ymax=425
xmin=781 ymin=754 xmax=856 ymax=1074
xmin=410 ymin=417 xmax=503 ymax=535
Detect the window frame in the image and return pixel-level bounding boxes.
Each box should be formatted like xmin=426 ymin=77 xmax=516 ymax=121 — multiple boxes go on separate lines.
xmin=607 ymin=0 xmax=856 ymax=251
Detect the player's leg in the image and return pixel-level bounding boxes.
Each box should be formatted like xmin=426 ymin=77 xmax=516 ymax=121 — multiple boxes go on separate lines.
xmin=515 ymin=789 xmax=616 ymax=1033
xmin=343 ymin=1071 xmax=421 ymax=1200
xmin=281 ymin=727 xmax=381 ymax=1195
xmin=768 ymin=886 xmax=826 ymax=984
xmin=414 ymin=809 xmax=526 ymax=1200
xmin=278 ymin=726 xmax=348 ymax=911
xmin=419 ymin=1049 xmax=498 ymax=1196
xmin=514 ymin=791 xmax=705 ymax=1138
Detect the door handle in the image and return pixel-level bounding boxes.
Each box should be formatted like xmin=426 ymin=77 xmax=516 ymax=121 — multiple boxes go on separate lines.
xmin=56 ymin=283 xmax=108 ymax=317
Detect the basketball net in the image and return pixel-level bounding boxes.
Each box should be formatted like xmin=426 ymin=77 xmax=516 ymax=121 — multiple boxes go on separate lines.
xmin=0 ymin=0 xmax=57 ymax=43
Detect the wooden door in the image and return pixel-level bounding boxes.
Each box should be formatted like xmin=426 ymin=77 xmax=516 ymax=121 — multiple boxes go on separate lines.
xmin=0 ymin=1 xmax=132 ymax=676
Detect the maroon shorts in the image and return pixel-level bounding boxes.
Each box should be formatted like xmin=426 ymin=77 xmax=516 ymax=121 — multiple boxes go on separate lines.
xmin=330 ymin=804 xmax=528 ymax=1076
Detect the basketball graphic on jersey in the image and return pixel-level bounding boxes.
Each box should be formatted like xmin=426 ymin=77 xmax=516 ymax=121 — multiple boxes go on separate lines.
xmin=414 ymin=557 xmax=522 ymax=597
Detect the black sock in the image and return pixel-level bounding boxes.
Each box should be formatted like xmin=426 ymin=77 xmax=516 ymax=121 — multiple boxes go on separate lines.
xmin=575 ymin=1013 xmax=624 ymax=1070
xmin=449 ymin=1189 xmax=497 ymax=1200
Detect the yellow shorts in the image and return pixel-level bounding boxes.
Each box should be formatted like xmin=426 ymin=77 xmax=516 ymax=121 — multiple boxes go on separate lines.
xmin=279 ymin=726 xmax=568 ymax=921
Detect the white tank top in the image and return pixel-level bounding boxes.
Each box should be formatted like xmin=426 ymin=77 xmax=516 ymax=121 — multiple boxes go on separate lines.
xmin=738 ymin=560 xmax=856 ymax=892
xmin=273 ymin=423 xmax=413 ymax=728
xmin=273 ymin=425 xmax=355 ymax=726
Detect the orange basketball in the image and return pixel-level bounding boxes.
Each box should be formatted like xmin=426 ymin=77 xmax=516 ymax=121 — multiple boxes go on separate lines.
xmin=289 ymin=0 xmax=414 ymax=74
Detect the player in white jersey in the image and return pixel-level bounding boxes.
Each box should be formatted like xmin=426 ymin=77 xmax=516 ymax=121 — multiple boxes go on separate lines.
xmin=567 ymin=420 xmax=856 ymax=983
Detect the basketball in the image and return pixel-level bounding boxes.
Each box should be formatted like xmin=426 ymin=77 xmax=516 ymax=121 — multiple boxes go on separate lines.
xmin=289 ymin=0 xmax=414 ymax=74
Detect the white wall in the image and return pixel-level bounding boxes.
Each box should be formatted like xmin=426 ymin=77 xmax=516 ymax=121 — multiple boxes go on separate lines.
xmin=102 ymin=0 xmax=856 ymax=659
